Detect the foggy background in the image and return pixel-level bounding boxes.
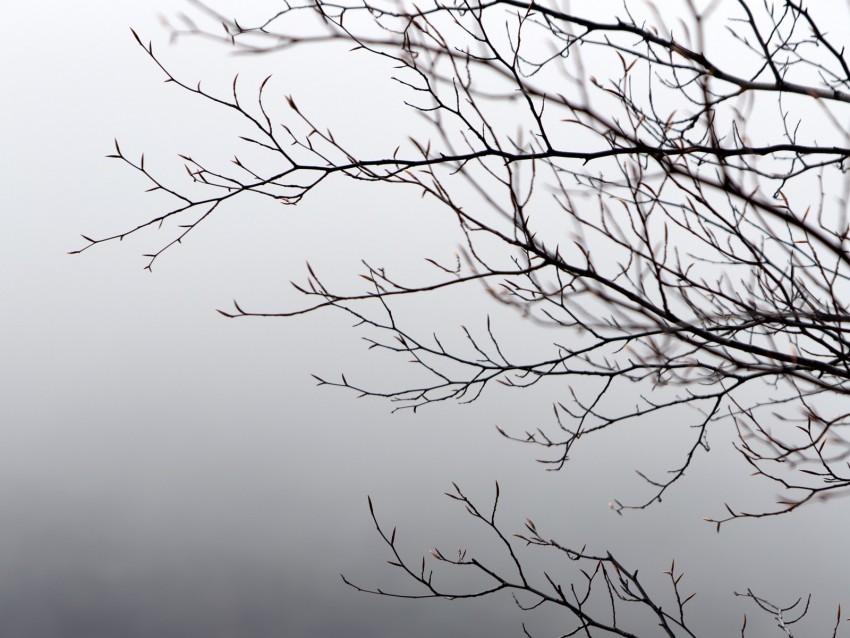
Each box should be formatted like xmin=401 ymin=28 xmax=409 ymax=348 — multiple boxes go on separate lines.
xmin=2 ymin=1 xmax=848 ymax=636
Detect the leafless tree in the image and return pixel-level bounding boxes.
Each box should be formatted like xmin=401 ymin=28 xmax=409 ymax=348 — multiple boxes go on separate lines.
xmin=78 ymin=0 xmax=850 ymax=634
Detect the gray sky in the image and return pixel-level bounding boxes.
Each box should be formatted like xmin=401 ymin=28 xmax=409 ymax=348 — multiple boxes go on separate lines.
xmin=3 ymin=1 xmax=849 ymax=636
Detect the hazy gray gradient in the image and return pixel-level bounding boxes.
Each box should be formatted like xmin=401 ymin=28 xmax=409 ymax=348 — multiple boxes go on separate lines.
xmin=3 ymin=1 xmax=849 ymax=636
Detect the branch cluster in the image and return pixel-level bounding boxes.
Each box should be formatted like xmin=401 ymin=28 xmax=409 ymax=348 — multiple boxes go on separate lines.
xmin=88 ymin=1 xmax=850 ymax=633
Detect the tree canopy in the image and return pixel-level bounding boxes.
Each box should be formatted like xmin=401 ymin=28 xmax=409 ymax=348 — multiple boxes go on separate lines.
xmin=82 ymin=1 xmax=850 ymax=634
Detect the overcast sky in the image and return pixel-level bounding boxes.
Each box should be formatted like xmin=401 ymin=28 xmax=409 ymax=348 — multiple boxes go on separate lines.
xmin=3 ymin=2 xmax=849 ymax=636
